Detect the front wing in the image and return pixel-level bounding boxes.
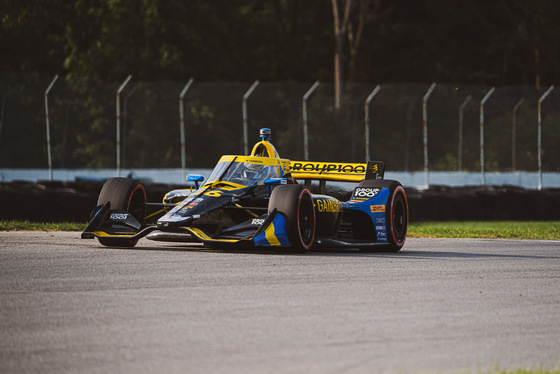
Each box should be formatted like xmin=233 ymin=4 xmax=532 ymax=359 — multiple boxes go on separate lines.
xmin=81 ymin=204 xmax=292 ymax=248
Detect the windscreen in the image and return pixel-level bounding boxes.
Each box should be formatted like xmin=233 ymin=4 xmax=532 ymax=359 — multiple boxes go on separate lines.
xmin=219 ymin=161 xmax=279 ymax=186
xmin=206 ymin=160 xmax=231 ymax=183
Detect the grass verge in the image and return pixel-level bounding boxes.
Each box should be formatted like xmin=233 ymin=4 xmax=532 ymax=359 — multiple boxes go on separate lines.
xmin=0 ymin=220 xmax=86 ymax=232
xmin=0 ymin=220 xmax=559 ymax=240
xmin=475 ymin=370 xmax=559 ymax=374
xmin=483 ymin=370 xmax=560 ymax=374
xmin=408 ymin=221 xmax=560 ymax=240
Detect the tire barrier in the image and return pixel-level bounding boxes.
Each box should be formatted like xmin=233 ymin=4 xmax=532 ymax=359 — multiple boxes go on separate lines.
xmin=405 ymin=185 xmax=560 ymax=221
xmin=1 ymin=181 xmax=559 ymax=222
xmin=0 ymin=181 xmax=179 ymax=223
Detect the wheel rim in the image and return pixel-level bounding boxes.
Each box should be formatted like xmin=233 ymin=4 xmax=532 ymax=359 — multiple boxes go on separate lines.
xmin=392 ymin=192 xmax=407 ymax=242
xmin=298 ymin=192 xmax=315 ymax=246
xmin=127 ymin=185 xmax=147 ymax=223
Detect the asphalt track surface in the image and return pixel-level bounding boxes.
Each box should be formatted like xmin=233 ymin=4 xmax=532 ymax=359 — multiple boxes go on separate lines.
xmin=1 ymin=232 xmax=559 ymax=374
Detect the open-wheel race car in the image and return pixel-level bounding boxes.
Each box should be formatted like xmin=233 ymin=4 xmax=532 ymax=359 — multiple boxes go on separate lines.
xmin=82 ymin=128 xmax=408 ymax=252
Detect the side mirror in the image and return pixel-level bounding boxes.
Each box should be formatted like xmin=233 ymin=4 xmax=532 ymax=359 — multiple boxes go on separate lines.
xmin=187 ymin=174 xmax=204 ymax=189
xmin=264 ymin=178 xmax=288 ymax=185
xmin=264 ymin=178 xmax=288 ymax=197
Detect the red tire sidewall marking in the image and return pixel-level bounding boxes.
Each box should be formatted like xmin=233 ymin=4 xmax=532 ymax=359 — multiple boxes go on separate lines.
xmin=297 ymin=189 xmax=315 ymax=250
xmin=389 ymin=185 xmax=408 ymax=246
xmin=126 ymin=184 xmax=146 ymax=212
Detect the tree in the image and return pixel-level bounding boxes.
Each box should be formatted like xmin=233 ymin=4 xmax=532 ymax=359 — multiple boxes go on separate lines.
xmin=331 ymin=0 xmax=353 ymax=109
xmin=331 ymin=0 xmax=390 ymax=108
xmin=346 ymin=0 xmax=391 ymax=85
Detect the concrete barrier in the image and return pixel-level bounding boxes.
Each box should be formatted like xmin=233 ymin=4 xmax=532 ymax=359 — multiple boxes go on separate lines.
xmin=2 ymin=169 xmax=560 ymax=189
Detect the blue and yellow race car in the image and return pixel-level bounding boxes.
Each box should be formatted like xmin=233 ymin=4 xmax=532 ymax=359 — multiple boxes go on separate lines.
xmin=82 ymin=128 xmax=408 ymax=252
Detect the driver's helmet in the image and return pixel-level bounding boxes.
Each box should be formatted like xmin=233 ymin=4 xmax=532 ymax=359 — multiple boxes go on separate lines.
xmin=243 ymin=163 xmax=266 ymax=182
xmin=226 ymin=162 xmax=246 ymax=181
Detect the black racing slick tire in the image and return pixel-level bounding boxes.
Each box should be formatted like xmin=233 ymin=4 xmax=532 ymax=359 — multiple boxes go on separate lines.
xmin=357 ymin=179 xmax=408 ymax=252
xmin=96 ymin=177 xmax=146 ymax=247
xmin=268 ymin=184 xmax=315 ymax=253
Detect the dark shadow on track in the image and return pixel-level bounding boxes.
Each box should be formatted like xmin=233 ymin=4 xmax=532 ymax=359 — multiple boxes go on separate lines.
xmin=103 ymin=242 xmax=557 ymax=260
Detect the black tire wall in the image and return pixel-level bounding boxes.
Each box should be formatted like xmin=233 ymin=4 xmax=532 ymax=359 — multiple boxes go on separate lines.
xmin=1 ymin=181 xmax=559 ymax=222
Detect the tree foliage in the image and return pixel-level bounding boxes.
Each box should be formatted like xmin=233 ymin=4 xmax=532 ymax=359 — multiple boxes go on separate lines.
xmin=2 ymin=0 xmax=559 ymax=86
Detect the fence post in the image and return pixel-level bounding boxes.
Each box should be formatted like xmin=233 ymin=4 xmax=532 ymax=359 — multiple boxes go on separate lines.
xmin=511 ymin=97 xmax=524 ymax=172
xmin=122 ymin=84 xmax=137 ymax=169
xmin=116 ymin=75 xmax=132 ymax=177
xmin=537 ymin=85 xmax=554 ymax=190
xmin=242 ymin=80 xmax=260 ymax=155
xmin=179 ymin=78 xmax=194 ymax=183
xmin=479 ymin=87 xmax=495 ymax=185
xmin=0 ymin=92 xmax=8 ymax=147
xmin=44 ymin=74 xmax=59 ymax=181
xmin=422 ymin=82 xmax=436 ymax=189
xmin=364 ymin=85 xmax=381 ymax=162
xmin=302 ymin=81 xmax=320 ymax=161
xmin=458 ymin=94 xmax=472 ymax=171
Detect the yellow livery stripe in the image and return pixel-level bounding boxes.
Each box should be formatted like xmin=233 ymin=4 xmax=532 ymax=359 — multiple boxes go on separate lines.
xmin=90 ymin=231 xmax=134 ymax=238
xmin=216 ymin=155 xmax=290 ymax=167
xmin=184 ymin=227 xmax=241 ymax=243
xmin=264 ymin=222 xmax=281 ymax=246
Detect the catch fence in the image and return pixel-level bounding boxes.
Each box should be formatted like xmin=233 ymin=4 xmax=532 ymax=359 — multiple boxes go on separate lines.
xmin=1 ymin=73 xmax=559 ymax=184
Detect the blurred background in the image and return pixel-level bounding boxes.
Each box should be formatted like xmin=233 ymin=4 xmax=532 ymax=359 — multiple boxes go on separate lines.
xmin=1 ymin=1 xmax=559 ymax=174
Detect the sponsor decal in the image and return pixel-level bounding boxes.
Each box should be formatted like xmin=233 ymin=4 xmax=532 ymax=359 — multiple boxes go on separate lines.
xmin=375 ymin=217 xmax=386 ymax=224
xmin=204 ymin=190 xmax=223 ymax=197
xmin=316 ymin=199 xmax=341 ymax=213
xmin=187 ymin=202 xmax=198 ymax=206
xmin=353 ymin=187 xmax=380 ymax=200
xmin=291 ymin=162 xmax=366 ymax=174
xmin=110 ymin=213 xmax=129 ymax=220
xmin=375 ymin=225 xmax=386 ymax=231
xmin=252 ymin=218 xmax=265 ymax=226
xmin=370 ymin=205 xmax=385 ymax=213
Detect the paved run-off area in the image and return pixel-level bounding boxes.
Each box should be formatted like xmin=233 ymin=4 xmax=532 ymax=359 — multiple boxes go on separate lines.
xmin=1 ymin=232 xmax=559 ymax=374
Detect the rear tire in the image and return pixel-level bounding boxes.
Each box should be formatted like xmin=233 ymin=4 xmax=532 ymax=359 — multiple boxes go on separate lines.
xmin=357 ymin=180 xmax=408 ymax=252
xmin=96 ymin=178 xmax=146 ymax=247
xmin=386 ymin=184 xmax=408 ymax=251
xmin=268 ymin=185 xmax=315 ymax=253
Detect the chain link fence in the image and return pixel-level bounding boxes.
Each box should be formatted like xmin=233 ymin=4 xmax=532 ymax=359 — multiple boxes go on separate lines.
xmin=1 ymin=73 xmax=559 ymax=174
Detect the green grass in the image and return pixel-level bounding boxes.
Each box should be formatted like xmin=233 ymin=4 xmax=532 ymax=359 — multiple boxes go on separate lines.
xmin=1 ymin=220 xmax=559 ymax=240
xmin=0 ymin=220 xmax=86 ymax=232
xmin=480 ymin=370 xmax=560 ymax=374
xmin=409 ymin=221 xmax=560 ymax=240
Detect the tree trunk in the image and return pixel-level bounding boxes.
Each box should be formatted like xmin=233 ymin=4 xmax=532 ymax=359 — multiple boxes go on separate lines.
xmin=332 ymin=0 xmax=353 ymax=109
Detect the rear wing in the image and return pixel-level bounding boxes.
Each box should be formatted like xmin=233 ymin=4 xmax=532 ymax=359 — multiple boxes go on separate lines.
xmin=289 ymin=161 xmax=385 ymax=183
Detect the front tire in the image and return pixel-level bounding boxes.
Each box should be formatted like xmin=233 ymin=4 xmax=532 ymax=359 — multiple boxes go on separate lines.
xmin=268 ymin=185 xmax=315 ymax=253
xmin=96 ymin=177 xmax=146 ymax=247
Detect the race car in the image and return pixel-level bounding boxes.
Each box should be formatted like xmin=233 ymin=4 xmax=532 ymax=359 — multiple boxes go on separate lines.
xmin=82 ymin=128 xmax=408 ymax=252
